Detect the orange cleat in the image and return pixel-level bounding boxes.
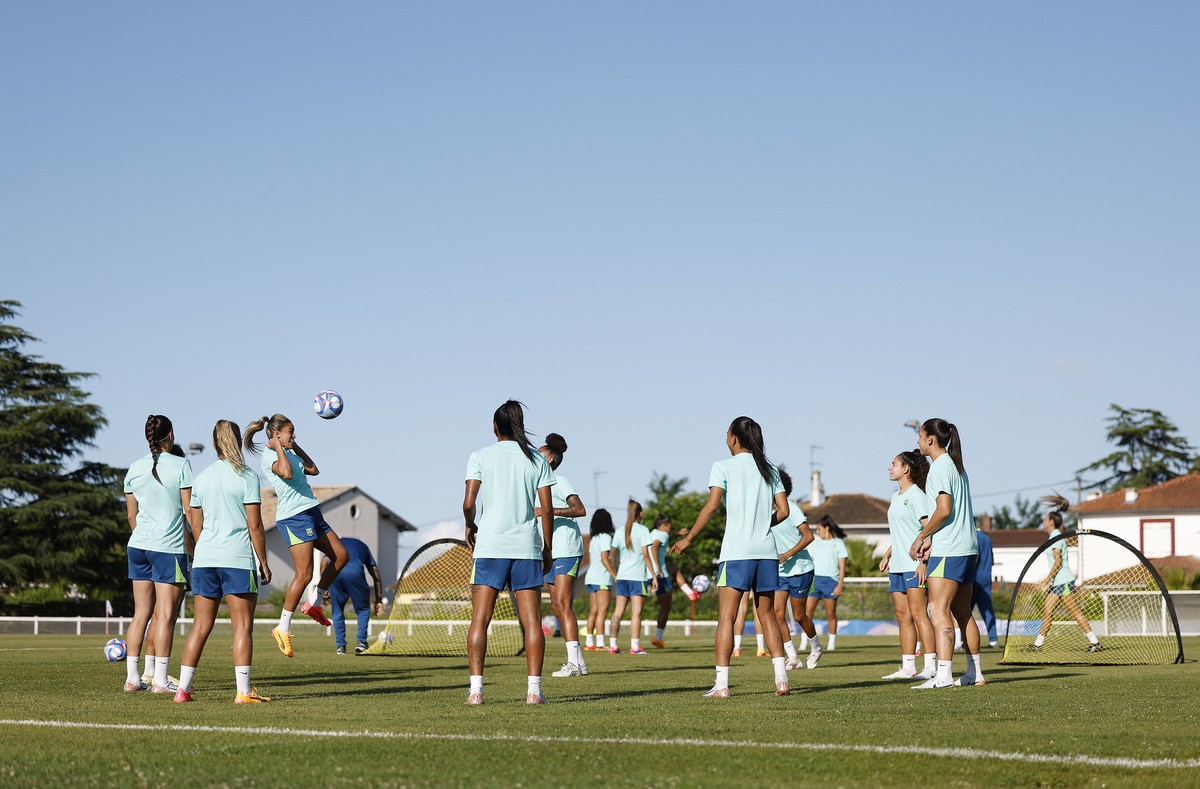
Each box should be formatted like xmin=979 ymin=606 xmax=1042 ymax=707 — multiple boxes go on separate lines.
xmin=271 ymin=626 xmax=294 ymax=658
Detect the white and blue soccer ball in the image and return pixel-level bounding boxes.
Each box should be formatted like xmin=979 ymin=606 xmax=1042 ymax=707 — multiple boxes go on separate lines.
xmin=377 ymin=630 xmax=394 ymax=645
xmin=104 ymin=638 xmax=127 ymax=662
xmin=314 ymin=389 xmax=344 ymax=420
xmin=691 ymin=574 xmax=711 ymax=594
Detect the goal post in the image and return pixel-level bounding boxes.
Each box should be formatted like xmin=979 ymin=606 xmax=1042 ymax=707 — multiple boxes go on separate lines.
xmin=1001 ymin=528 xmax=1184 ymax=666
xmin=362 ymin=538 xmax=524 ymax=657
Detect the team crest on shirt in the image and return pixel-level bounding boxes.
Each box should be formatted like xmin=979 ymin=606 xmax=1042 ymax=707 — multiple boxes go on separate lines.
xmin=903 ymin=499 xmax=909 ymax=506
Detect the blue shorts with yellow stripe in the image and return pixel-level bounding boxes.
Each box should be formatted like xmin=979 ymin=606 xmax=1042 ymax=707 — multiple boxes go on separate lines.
xmin=717 ymin=559 xmax=778 ymax=594
xmin=614 ymin=579 xmax=648 ymax=598
xmin=544 ymin=555 xmax=583 ymax=584
xmin=192 ymin=566 xmax=259 ymax=598
xmin=889 ymin=571 xmax=925 ymax=593
xmin=472 ymin=558 xmax=542 ymax=592
xmin=276 ymin=506 xmax=334 ymax=547
xmin=585 ymin=582 xmax=611 ymax=593
xmin=778 ymin=570 xmax=814 ymax=598
xmin=128 ymin=547 xmax=190 ymax=586
xmin=925 ymin=555 xmax=977 ymax=584
xmin=1050 ymin=580 xmax=1077 ymax=596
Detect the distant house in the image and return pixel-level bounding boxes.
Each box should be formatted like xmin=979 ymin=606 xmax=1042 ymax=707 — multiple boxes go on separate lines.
xmin=801 ymin=493 xmax=891 ymax=551
xmin=259 ymin=485 xmax=417 ymax=594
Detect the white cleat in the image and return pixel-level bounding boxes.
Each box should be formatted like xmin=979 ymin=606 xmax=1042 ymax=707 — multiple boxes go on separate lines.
xmin=703 ymin=685 xmax=731 ymax=699
xmin=785 ymin=657 xmax=806 ymax=671
xmin=551 ymin=663 xmax=583 ymax=678
xmin=882 ymin=667 xmax=918 ymax=680
xmin=915 ymin=666 xmax=937 ymax=680
xmin=806 ymin=648 xmax=823 ymax=669
xmin=911 ymin=677 xmax=954 ymax=690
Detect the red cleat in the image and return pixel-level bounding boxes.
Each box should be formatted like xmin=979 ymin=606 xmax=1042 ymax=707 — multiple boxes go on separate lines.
xmin=301 ymin=602 xmax=332 ymax=627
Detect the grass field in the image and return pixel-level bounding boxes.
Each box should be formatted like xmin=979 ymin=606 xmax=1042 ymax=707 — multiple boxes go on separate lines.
xmin=1 ymin=629 xmax=1197 ymax=787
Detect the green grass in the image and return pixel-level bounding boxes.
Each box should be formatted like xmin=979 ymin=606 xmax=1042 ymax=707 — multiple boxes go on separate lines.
xmin=1 ymin=631 xmax=1197 ymax=787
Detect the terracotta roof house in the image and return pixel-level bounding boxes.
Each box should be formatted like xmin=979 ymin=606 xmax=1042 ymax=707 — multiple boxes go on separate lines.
xmin=801 ymin=493 xmax=891 ymax=550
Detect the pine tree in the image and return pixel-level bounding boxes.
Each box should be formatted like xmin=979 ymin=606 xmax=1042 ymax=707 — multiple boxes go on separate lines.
xmin=1079 ymin=404 xmax=1197 ymax=491
xmin=0 ymin=300 xmax=128 ymax=606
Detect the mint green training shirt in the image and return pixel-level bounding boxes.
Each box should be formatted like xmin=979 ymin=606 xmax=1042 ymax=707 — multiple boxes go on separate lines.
xmin=466 ymin=441 xmax=556 ymax=560
xmin=709 ymin=453 xmax=784 ymax=563
xmin=190 ymin=460 xmax=261 ymax=571
xmin=124 ymin=453 xmax=194 ymax=554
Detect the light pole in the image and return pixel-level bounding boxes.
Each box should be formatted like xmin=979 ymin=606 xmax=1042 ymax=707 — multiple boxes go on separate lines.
xmin=593 ymin=470 xmax=608 ymax=508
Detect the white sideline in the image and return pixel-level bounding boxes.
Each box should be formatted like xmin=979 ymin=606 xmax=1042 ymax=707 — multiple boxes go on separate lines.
xmin=0 ymin=719 xmax=1196 ymax=771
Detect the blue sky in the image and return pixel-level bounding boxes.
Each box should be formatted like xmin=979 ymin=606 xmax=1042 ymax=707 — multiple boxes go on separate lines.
xmin=4 ymin=3 xmax=1198 ymax=554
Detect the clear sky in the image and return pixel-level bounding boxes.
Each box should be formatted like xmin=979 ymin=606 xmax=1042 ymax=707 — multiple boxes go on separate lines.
xmin=4 ymin=3 xmax=1198 ymax=556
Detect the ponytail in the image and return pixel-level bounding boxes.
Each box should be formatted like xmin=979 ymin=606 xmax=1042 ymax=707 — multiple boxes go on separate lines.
xmin=898 ymin=449 xmax=930 ymax=491
xmin=144 ymin=415 xmax=173 ymax=484
xmin=625 ymin=500 xmax=642 ymax=550
xmin=1042 ymin=492 xmax=1070 ymax=529
xmin=921 ymin=418 xmax=965 ymax=475
xmin=214 ymin=420 xmax=247 ymax=475
xmin=493 ymin=400 xmax=535 ymax=462
xmin=729 ymin=416 xmax=776 ymax=486
xmin=819 ymin=515 xmax=847 ymax=540
xmin=244 ymin=414 xmax=291 ymax=455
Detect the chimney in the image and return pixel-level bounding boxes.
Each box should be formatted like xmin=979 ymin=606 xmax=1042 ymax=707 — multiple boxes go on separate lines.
xmin=810 ymin=469 xmax=824 ymax=507
xmin=1124 ymin=488 xmax=1139 ymax=504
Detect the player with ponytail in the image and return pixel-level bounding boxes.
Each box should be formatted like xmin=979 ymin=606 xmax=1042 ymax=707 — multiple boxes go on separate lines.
xmin=769 ymin=468 xmax=819 ymax=670
xmin=245 ymin=413 xmax=348 ymax=658
xmin=806 ymin=515 xmax=848 ymax=652
xmin=609 ymin=499 xmax=654 ymax=655
xmin=909 ymin=419 xmax=984 ymax=688
xmin=537 ymin=433 xmax=590 ymax=678
xmin=1031 ymin=494 xmax=1103 ymax=653
xmin=463 ymin=400 xmax=556 ymax=704
xmin=122 ymin=415 xmax=193 ymax=693
xmin=672 ymin=417 xmax=792 ymax=698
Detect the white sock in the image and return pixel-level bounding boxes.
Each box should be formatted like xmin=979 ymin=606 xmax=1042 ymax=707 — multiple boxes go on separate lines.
xmin=585 ymin=634 xmax=594 ymax=647
xmin=733 ymin=635 xmax=743 ymax=651
xmin=602 ymin=621 xmax=610 ymax=637
xmin=828 ymin=634 xmax=837 ymax=650
xmin=308 ymin=587 xmax=326 ymax=608
xmin=235 ymin=665 xmax=251 ymax=696
xmin=655 ymin=628 xmax=665 ymax=641
xmin=609 ymin=636 xmax=618 ymax=649
xmin=936 ymin=659 xmax=953 ymax=684
xmin=153 ymin=656 xmax=170 ymax=688
xmin=969 ymin=653 xmax=983 ymax=678
xmin=1034 ymin=634 xmax=1046 ymax=647
xmin=915 ymin=640 xmax=922 ymax=654
xmin=279 ymin=609 xmax=294 ymax=633
xmin=126 ymin=655 xmax=141 ymax=684
xmin=799 ymin=634 xmax=809 ymax=650
xmin=810 ymin=635 xmax=823 ymax=651
xmin=142 ymin=654 xmax=156 ymax=679
xmin=924 ymin=653 xmax=936 ymax=671
xmin=631 ymin=638 xmax=641 ymax=650
xmin=771 ymin=656 xmax=787 ymax=683
xmin=1086 ymin=631 xmax=1099 ymax=645
xmin=784 ymin=640 xmax=798 ymax=659
xmin=756 ymin=634 xmax=765 ymax=651
xmin=527 ymin=675 xmax=542 ymax=695
xmin=469 ymin=674 xmax=484 ymax=694
xmin=179 ymin=665 xmax=196 ymax=693
xmin=902 ymin=654 xmax=917 ymax=673
xmin=566 ymin=641 xmax=581 ymax=666
xmin=714 ymin=665 xmax=730 ymax=690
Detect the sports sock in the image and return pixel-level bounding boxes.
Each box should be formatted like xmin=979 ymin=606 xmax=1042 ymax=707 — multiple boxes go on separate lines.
xmin=714 ymin=665 xmax=730 ymax=690
xmin=799 ymin=634 xmax=809 ymax=650
xmin=655 ymin=627 xmax=665 ymax=641
xmin=126 ymin=655 xmax=141 ymax=684
xmin=235 ymin=666 xmax=251 ymax=696
xmin=924 ymin=653 xmax=936 ymax=671
xmin=1086 ymin=631 xmax=1099 ymax=645
xmin=308 ymin=587 xmax=327 ymax=608
xmin=469 ymin=674 xmax=484 ymax=694
xmin=585 ymin=634 xmax=594 ymax=648
xmin=810 ymin=635 xmax=823 ymax=651
xmin=153 ymin=656 xmax=169 ymax=688
xmin=179 ymin=665 xmax=196 ymax=693
xmin=279 ymin=609 xmax=294 ymax=634
xmin=969 ymin=653 xmax=983 ymax=679
xmin=756 ymin=634 xmax=765 ymax=651
xmin=936 ymin=659 xmax=952 ymax=684
xmin=784 ymin=640 xmax=798 ymax=659
xmin=902 ymin=654 xmax=916 ymax=673
xmin=828 ymin=634 xmax=837 ymax=650
xmin=733 ymin=635 xmax=743 ymax=651
xmin=142 ymin=653 xmax=156 ymax=679
xmin=566 ymin=641 xmax=581 ymax=667
xmin=609 ymin=636 xmax=618 ymax=649
xmin=630 ymin=638 xmax=641 ymax=650
xmin=527 ymin=675 xmax=542 ymax=696
xmin=771 ymin=657 xmax=787 ymax=683
xmin=1034 ymin=634 xmax=1046 ymax=647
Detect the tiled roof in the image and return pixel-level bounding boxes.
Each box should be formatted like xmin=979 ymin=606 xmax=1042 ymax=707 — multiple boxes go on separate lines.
xmin=1075 ymin=474 xmax=1200 ymax=514
xmin=984 ymin=529 xmax=1046 ymax=548
xmin=1085 ymin=554 xmax=1200 ymax=585
xmin=801 ymin=494 xmax=890 ymax=525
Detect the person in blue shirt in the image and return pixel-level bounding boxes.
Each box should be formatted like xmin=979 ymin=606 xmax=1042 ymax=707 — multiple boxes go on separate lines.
xmin=972 ymin=527 xmax=998 ymax=648
xmin=322 ymin=537 xmax=384 ymax=655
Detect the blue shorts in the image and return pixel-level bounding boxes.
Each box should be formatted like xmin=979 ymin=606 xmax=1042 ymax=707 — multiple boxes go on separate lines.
xmin=926 ymin=555 xmax=976 ymax=584
xmin=889 ymin=571 xmax=925 ymax=593
xmin=1050 ymin=581 xmax=1077 ymax=596
xmin=585 ymin=583 xmax=611 ymax=594
xmin=471 ymin=558 xmax=542 ymax=592
xmin=614 ymin=579 xmax=648 ymax=598
xmin=655 ymin=574 xmax=673 ymax=596
xmin=276 ymin=506 xmax=334 ymax=547
xmin=811 ymin=576 xmax=840 ymax=600
xmin=128 ymin=547 xmax=190 ymax=585
xmin=544 ymin=555 xmax=583 ymax=584
xmin=778 ymin=570 xmax=814 ymax=598
xmin=192 ymin=566 xmax=259 ymax=598
xmin=717 ymin=559 xmax=779 ymax=594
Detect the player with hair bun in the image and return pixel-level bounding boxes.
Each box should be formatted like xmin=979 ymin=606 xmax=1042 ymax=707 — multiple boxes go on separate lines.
xmin=1031 ymin=494 xmax=1103 ymax=653
xmin=583 ymin=509 xmax=618 ymax=651
xmin=537 ymin=432 xmax=589 ymax=678
xmin=245 ymin=413 xmax=348 ymax=658
xmin=122 ymin=415 xmax=193 ymax=693
xmin=769 ymin=468 xmax=818 ymax=670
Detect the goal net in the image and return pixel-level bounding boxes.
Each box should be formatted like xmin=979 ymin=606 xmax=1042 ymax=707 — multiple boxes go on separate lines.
xmin=362 ymin=538 xmax=524 ymax=657
xmin=1001 ymin=528 xmax=1183 ymax=666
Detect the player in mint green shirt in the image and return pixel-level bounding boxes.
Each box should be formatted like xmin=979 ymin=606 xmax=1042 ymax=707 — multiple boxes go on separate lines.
xmin=583 ymin=509 xmax=618 ymax=651
xmin=535 ymin=433 xmax=589 ymax=678
xmin=672 ymin=416 xmax=793 ymax=698
xmin=176 ymin=420 xmax=273 ymax=704
xmin=768 ymin=469 xmax=819 ymax=669
xmin=608 ymin=500 xmax=654 ymax=655
xmin=646 ymin=516 xmax=675 ymax=649
xmin=1032 ymin=495 xmax=1103 ymax=653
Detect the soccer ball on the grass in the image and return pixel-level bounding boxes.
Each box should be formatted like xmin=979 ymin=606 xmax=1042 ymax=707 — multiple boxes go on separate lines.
xmin=377 ymin=630 xmax=394 ymax=645
xmin=104 ymin=638 xmax=127 ymax=662
xmin=541 ymin=615 xmax=557 ymax=636
xmin=313 ymin=389 xmax=344 ymax=420
xmin=691 ymin=574 xmax=711 ymax=594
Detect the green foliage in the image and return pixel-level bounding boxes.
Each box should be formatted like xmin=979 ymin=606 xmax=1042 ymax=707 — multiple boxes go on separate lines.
xmin=1161 ymin=566 xmax=1200 ymax=591
xmin=641 ymin=472 xmax=725 ymax=581
xmin=991 ymin=494 xmax=1043 ymax=530
xmin=1079 ymin=404 xmax=1197 ymax=491
xmin=844 ymin=538 xmax=882 ymax=577
xmin=0 ymin=301 xmax=129 ymax=601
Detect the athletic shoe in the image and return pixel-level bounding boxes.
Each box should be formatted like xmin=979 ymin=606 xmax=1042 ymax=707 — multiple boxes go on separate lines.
xmin=915 ymin=665 xmax=937 ymax=680
xmin=173 ymin=689 xmax=194 ymax=703
xmin=1087 ymin=642 xmax=1104 ymax=653
xmin=607 ymin=647 xmax=622 ymax=654
xmin=301 ymin=602 xmax=332 ymax=627
xmin=140 ymin=673 xmax=153 ymax=685
xmin=806 ymin=648 xmax=823 ymax=669
xmin=234 ymin=688 xmax=271 ymax=704
xmin=703 ymin=686 xmax=731 ymax=699
xmin=785 ymin=657 xmax=806 ymax=671
xmin=466 ymin=691 xmax=483 ymax=705
xmin=151 ymin=680 xmax=178 ymax=694
xmin=1027 ymin=644 xmax=1043 ymax=652
xmin=651 ymin=639 xmax=665 ymax=649
xmin=756 ymin=649 xmax=770 ymax=657
xmin=775 ymin=681 xmax=791 ymax=696
xmin=123 ymin=680 xmax=148 ymax=693
xmin=629 ymin=647 xmax=648 ymax=655
xmin=989 ymin=641 xmax=1000 ymax=648
xmin=552 ymin=662 xmax=582 ymax=677
xmin=731 ymin=648 xmax=742 ymax=657
xmin=579 ymin=662 xmax=589 ymax=676
xmin=335 ymin=646 xmax=346 ymax=655
xmin=271 ymin=627 xmax=294 ymax=658
xmin=356 ymin=641 xmax=369 ymax=655
xmin=882 ymin=667 xmax=918 ymax=680
xmin=584 ymin=645 xmax=599 ymax=651
xmin=910 ymin=677 xmax=953 ymax=690
xmin=525 ymin=691 xmax=546 ymax=705
xmin=954 ymin=673 xmax=986 ymax=687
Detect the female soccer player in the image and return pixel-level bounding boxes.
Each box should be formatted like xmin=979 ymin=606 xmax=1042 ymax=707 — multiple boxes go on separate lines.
xmin=806 ymin=516 xmax=848 ymax=651
xmin=463 ymin=400 xmax=556 ymax=704
xmin=672 ymin=416 xmax=791 ymax=698
xmin=769 ymin=469 xmax=819 ymax=670
xmin=1031 ymin=494 xmax=1103 ymax=653
xmin=175 ymin=420 xmax=273 ymax=704
xmin=609 ymin=500 xmax=654 ymax=655
xmin=122 ymin=415 xmax=192 ymax=693
xmin=245 ymin=414 xmax=348 ymax=658
xmin=909 ymin=418 xmax=984 ymax=688
xmin=647 ymin=515 xmax=674 ymax=649
xmin=879 ymin=450 xmax=937 ymax=680
xmin=583 ymin=509 xmax=618 ymax=652
xmin=537 ymin=433 xmax=589 ymax=678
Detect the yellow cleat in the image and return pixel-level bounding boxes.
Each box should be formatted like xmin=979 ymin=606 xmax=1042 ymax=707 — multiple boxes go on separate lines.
xmin=756 ymin=649 xmax=770 ymax=657
xmin=234 ymin=688 xmax=271 ymax=704
xmin=271 ymin=627 xmax=294 ymax=658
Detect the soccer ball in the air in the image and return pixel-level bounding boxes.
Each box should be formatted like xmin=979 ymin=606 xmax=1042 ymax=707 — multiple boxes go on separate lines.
xmin=104 ymin=638 xmax=127 ymax=662
xmin=691 ymin=574 xmax=711 ymax=594
xmin=314 ymin=389 xmax=344 ymax=419
xmin=541 ymin=615 xmax=557 ymax=636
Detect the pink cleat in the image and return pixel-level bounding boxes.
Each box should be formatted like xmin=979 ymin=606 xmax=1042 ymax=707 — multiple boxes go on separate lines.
xmin=173 ymin=689 xmax=194 ymax=703
xmin=301 ymin=602 xmax=332 ymax=627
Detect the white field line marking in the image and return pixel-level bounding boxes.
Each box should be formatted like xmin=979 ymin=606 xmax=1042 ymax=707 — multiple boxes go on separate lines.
xmin=0 ymin=719 xmax=1196 ymax=771
xmin=0 ymin=647 xmax=99 ymax=652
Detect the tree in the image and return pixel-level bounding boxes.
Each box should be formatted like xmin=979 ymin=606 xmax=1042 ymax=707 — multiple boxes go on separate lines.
xmin=0 ymin=301 xmax=128 ymax=606
xmin=991 ymin=495 xmax=1042 ymax=530
xmin=1078 ymin=404 xmax=1196 ymax=491
xmin=642 ymin=473 xmax=726 ymax=581
xmin=844 ymin=538 xmax=882 ymax=577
